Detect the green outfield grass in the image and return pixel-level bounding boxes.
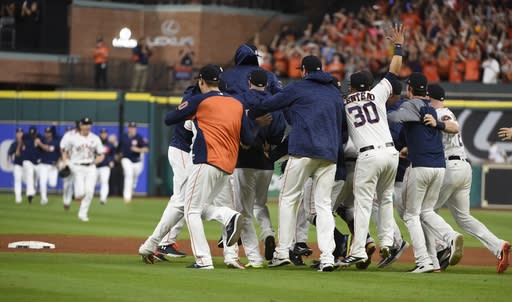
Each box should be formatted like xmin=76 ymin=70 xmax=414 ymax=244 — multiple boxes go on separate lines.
xmin=1 ymin=193 xmax=511 ymax=302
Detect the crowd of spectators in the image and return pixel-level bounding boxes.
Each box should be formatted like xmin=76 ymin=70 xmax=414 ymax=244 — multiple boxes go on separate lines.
xmin=254 ymin=0 xmax=512 ymax=84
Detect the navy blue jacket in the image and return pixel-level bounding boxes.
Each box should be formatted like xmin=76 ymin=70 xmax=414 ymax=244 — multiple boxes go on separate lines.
xmin=388 ymin=99 xmax=445 ymax=168
xmin=252 ymin=71 xmax=345 ymax=163
xmin=235 ymin=89 xmax=286 ymax=170
xmin=387 ymin=99 xmax=410 ymax=182
xmin=169 ymin=85 xmax=198 ymax=153
xmin=22 ymin=133 xmax=43 ymax=164
xmin=8 ymin=141 xmax=23 ymax=166
xmin=220 ymin=44 xmax=281 ymax=95
xmin=41 ymin=137 xmax=61 ymax=165
xmin=121 ymin=133 xmax=148 ymax=163
xmin=97 ymin=139 xmax=115 ymax=168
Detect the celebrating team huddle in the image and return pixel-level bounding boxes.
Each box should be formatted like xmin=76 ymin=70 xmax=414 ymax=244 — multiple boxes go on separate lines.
xmin=138 ymin=24 xmax=510 ymax=273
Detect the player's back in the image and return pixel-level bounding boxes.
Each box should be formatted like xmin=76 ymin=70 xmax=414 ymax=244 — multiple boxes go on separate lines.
xmin=344 ymin=89 xmax=393 ymax=151
xmin=436 ymin=107 xmax=467 ymax=158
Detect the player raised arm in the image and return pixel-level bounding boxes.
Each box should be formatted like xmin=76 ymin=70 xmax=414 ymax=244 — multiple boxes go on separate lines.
xmin=387 ymin=23 xmax=404 ymax=76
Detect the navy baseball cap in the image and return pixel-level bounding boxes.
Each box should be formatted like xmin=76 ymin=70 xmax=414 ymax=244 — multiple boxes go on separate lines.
xmin=299 ymin=55 xmax=322 ymax=72
xmin=249 ymin=69 xmax=268 ymax=87
xmin=29 ymin=126 xmax=37 ymax=134
xmin=407 ymin=72 xmax=427 ymax=91
xmin=100 ymin=128 xmax=108 ymax=133
xmin=16 ymin=127 xmax=23 ymax=133
xmin=128 ymin=121 xmax=137 ymax=127
xmin=44 ymin=126 xmax=52 ymax=133
xmin=80 ymin=117 xmax=93 ymax=125
xmin=428 ymin=84 xmax=445 ymax=101
xmin=196 ymin=64 xmax=223 ymax=82
xmin=350 ymin=71 xmax=371 ymax=91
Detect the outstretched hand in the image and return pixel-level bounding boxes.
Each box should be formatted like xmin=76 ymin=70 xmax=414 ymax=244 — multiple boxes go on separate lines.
xmin=387 ymin=23 xmax=405 ymax=45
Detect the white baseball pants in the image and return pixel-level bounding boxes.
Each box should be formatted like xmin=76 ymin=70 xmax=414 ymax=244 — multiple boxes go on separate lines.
xmin=37 ymin=163 xmax=58 ymax=204
xmin=22 ymin=160 xmax=37 ymax=197
xmin=70 ymin=164 xmax=97 ymax=219
xmin=184 ymin=164 xmax=239 ymax=267
xmin=96 ymin=166 xmax=111 ymax=203
xmin=433 ymin=160 xmax=503 ymax=258
xmin=13 ymin=164 xmax=23 ymax=203
xmin=350 ymin=148 xmax=398 ymax=258
xmin=403 ymin=166 xmax=455 ymax=266
xmin=274 ymin=156 xmax=336 ymax=265
xmin=62 ymin=175 xmax=74 ymax=206
xmin=121 ymin=158 xmax=144 ymax=201
xmin=252 ymin=170 xmax=275 ymax=241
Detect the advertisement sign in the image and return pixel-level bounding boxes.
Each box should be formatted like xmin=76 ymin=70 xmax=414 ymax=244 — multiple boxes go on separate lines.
xmin=0 ymin=123 xmax=149 ymax=195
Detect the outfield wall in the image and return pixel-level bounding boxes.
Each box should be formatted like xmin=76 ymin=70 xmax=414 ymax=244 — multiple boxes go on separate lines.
xmin=1 ymin=90 xmax=511 ymax=207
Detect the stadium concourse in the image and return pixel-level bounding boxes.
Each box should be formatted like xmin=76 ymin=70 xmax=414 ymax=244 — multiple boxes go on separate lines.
xmin=0 ymin=234 xmax=502 ymax=267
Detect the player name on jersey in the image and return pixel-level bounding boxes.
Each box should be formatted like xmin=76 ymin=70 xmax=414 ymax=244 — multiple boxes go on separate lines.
xmin=345 ymin=91 xmax=376 ymax=104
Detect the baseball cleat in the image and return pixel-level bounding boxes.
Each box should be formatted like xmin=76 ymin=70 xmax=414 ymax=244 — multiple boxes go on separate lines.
xmin=268 ymin=257 xmax=291 ymax=268
xmin=28 ymin=195 xmax=33 ymax=204
xmin=378 ymin=240 xmax=409 ymax=268
xmin=187 ymin=262 xmax=214 ymax=269
xmin=152 ymin=252 xmax=169 ymax=262
xmin=497 ymin=241 xmax=510 ymax=274
xmin=78 ymin=215 xmax=89 ymax=222
xmin=318 ymin=263 xmax=334 ymax=272
xmin=408 ymin=263 xmax=435 ymax=273
xmin=289 ymin=250 xmax=306 ymax=266
xmin=225 ymin=213 xmax=243 ymax=247
xmin=225 ymin=260 xmax=246 ymax=269
xmin=63 ymin=204 xmax=70 ymax=211
xmin=293 ymin=242 xmax=313 ymax=257
xmin=264 ymin=236 xmax=276 ymax=261
xmin=437 ymin=246 xmax=451 ymax=271
xmin=158 ymin=243 xmax=186 ymax=258
xmin=356 ymin=242 xmax=376 ymax=270
xmin=140 ymin=253 xmax=156 ymax=264
xmin=339 ymin=255 xmax=367 ymax=267
xmin=449 ymin=233 xmax=464 ymax=266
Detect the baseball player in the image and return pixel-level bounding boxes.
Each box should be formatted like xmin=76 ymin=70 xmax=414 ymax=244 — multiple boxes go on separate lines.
xmin=424 ymin=84 xmax=510 ymax=273
xmin=339 ymin=24 xmax=403 ymax=268
xmin=163 ymin=64 xmax=252 ymax=269
xmin=120 ymin=122 xmax=149 ymax=203
xmin=35 ymin=126 xmax=60 ymax=205
xmin=60 ymin=124 xmax=78 ymax=210
xmin=223 ymin=69 xmax=286 ymax=268
xmin=498 ymin=127 xmax=512 ymax=141
xmin=22 ymin=126 xmax=43 ymax=204
xmin=388 ymin=72 xmax=463 ymax=273
xmin=139 ymin=85 xmax=201 ymax=261
xmin=251 ymin=55 xmax=344 ymax=272
xmin=96 ymin=128 xmax=115 ymax=205
xmin=60 ymin=117 xmax=104 ymax=221
xmin=8 ymin=128 xmax=25 ymax=204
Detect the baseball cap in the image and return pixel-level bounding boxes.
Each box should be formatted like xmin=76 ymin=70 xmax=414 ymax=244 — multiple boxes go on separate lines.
xmin=298 ymin=55 xmax=322 ymax=72
xmin=407 ymin=72 xmax=427 ymax=91
xmin=80 ymin=117 xmax=93 ymax=125
xmin=249 ymin=69 xmax=268 ymax=87
xmin=128 ymin=121 xmax=137 ymax=127
xmin=29 ymin=126 xmax=37 ymax=134
xmin=391 ymin=80 xmax=402 ymax=95
xmin=100 ymin=128 xmax=108 ymax=133
xmin=44 ymin=126 xmax=52 ymax=133
xmin=350 ymin=71 xmax=371 ymax=91
xmin=428 ymin=84 xmax=445 ymax=101
xmin=16 ymin=127 xmax=23 ymax=133
xmin=196 ymin=64 xmax=223 ymax=82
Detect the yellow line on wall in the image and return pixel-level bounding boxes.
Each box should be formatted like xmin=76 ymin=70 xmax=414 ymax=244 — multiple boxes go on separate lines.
xmin=445 ymin=100 xmax=512 ymax=109
xmin=0 ymin=90 xmax=117 ymax=101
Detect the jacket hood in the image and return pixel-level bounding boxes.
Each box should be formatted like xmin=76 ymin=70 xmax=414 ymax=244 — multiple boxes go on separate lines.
xmin=234 ymin=44 xmax=259 ymax=66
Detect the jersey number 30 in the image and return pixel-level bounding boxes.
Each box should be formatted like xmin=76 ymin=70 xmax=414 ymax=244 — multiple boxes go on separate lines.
xmin=348 ymin=102 xmax=380 ymax=127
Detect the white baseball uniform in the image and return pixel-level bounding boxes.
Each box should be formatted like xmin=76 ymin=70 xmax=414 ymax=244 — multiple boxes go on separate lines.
xmin=60 ymin=130 xmax=103 ymax=221
xmin=427 ymin=107 xmax=505 ymax=258
xmin=344 ymin=77 xmax=399 ymax=259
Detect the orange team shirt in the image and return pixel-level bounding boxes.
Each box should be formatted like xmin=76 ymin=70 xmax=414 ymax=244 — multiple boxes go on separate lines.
xmin=326 ymin=61 xmax=344 ymax=80
xmin=449 ymin=61 xmax=465 ymax=83
xmin=437 ymin=57 xmax=451 ymax=78
xmin=464 ymin=58 xmax=480 ymax=81
xmin=447 ymin=45 xmax=459 ymax=61
xmin=195 ymin=95 xmax=243 ymax=174
xmin=287 ymin=55 xmax=302 ymax=79
xmin=273 ymin=49 xmax=288 ymax=76
xmin=423 ymin=61 xmax=440 ymax=83
xmin=93 ymin=45 xmax=108 ymax=64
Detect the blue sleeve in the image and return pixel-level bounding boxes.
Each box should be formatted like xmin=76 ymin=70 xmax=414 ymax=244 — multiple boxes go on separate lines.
xmin=138 ymin=135 xmax=148 ymax=148
xmin=8 ymin=142 xmax=16 ymax=156
xmin=384 ymin=72 xmax=399 ymax=82
xmin=240 ymin=112 xmax=254 ymax=146
xmin=251 ymin=87 xmax=295 ymax=117
xmin=165 ymin=97 xmax=201 ymax=125
xmin=267 ymin=72 xmax=282 ymax=95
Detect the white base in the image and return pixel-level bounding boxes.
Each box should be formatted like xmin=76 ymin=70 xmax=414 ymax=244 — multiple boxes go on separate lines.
xmin=8 ymin=241 xmax=55 ymax=249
